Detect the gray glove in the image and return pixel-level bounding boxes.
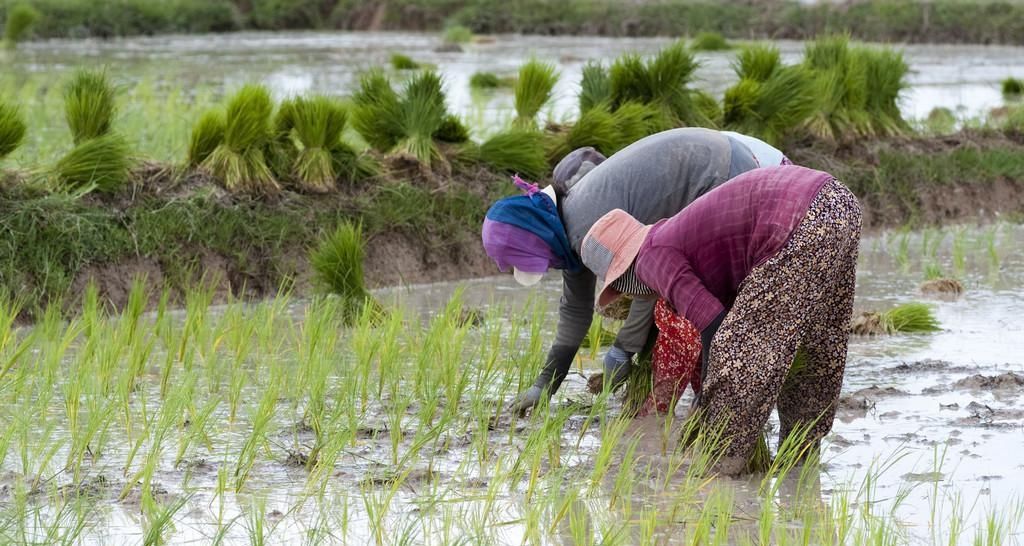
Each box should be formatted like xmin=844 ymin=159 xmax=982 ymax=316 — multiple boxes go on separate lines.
xmin=508 ymin=386 xmax=544 ymax=416
xmin=602 ymin=345 xmax=632 ymax=391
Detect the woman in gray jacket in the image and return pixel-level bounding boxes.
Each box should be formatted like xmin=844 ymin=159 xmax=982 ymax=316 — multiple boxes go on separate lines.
xmin=482 ymin=128 xmax=763 ymax=414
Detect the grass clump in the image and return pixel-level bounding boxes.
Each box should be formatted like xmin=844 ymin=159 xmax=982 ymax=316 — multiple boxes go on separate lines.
xmin=187 ymin=110 xmax=225 ymax=167
xmin=443 ymin=24 xmax=473 ymax=44
xmin=352 ymin=69 xmax=452 ymax=169
xmin=54 ymin=133 xmax=133 ymax=192
xmin=924 ymin=107 xmax=956 ymax=135
xmin=390 ymin=53 xmax=420 ymax=71
xmin=0 ymin=100 xmax=27 ymax=161
xmin=310 ymin=221 xmax=380 ymax=322
xmin=722 ymin=45 xmax=817 ymax=145
xmin=690 ymin=31 xmax=731 ymax=51
xmin=477 ymin=129 xmax=547 ymax=179
xmin=64 ymin=69 xmax=118 ymax=145
xmin=1003 ymin=77 xmax=1024 ymax=97
xmin=608 ymin=40 xmax=710 ymax=127
xmin=513 ymin=59 xmax=558 ymax=129
xmin=274 ymin=95 xmax=363 ymax=192
xmin=850 ymin=302 xmax=940 ymax=335
xmin=3 ymin=2 xmax=39 ymax=48
xmin=202 ymin=84 xmax=279 ymax=194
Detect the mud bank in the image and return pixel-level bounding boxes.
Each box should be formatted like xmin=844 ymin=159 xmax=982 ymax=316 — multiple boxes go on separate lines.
xmin=4 ymin=131 xmax=1024 ymax=320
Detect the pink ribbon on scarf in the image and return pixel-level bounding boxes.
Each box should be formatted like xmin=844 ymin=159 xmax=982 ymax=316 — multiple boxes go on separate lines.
xmin=512 ymin=174 xmax=540 ymax=196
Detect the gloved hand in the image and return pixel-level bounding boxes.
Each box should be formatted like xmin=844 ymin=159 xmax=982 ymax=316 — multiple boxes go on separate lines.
xmin=601 ymin=345 xmax=632 ymax=392
xmin=508 ymin=386 xmax=544 ymax=416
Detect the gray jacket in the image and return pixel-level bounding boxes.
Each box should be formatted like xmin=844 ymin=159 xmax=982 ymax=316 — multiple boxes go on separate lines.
xmin=534 ymin=128 xmax=759 ymax=393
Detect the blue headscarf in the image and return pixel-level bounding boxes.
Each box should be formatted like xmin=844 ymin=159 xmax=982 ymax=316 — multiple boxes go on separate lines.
xmin=483 ymin=176 xmax=582 ymax=273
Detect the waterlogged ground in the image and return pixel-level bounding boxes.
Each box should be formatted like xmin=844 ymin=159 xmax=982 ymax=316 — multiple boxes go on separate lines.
xmin=0 ymin=224 xmax=1022 ymax=545
xmin=4 ymin=32 xmax=1024 ymax=164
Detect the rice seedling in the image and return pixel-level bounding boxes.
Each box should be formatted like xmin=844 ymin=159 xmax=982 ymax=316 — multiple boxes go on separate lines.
xmin=274 ymin=95 xmax=349 ymax=192
xmin=63 ymin=69 xmax=118 ymax=145
xmin=861 ymin=46 xmax=910 ymax=136
xmin=309 ymin=221 xmax=381 ymax=323
xmin=513 ymin=59 xmax=559 ymax=129
xmin=1003 ymin=77 xmax=1024 ymax=97
xmin=54 ymin=133 xmax=133 ymax=192
xmin=202 ymin=84 xmax=279 ymax=194
xmin=390 ymin=53 xmax=420 ymax=70
xmin=351 ymin=69 xmax=404 ymax=152
xmin=579 ymin=61 xmax=611 ymax=113
xmin=0 ymin=99 xmax=26 ymax=161
xmin=850 ymin=302 xmax=941 ymax=335
xmin=924 ymin=106 xmax=957 ymax=135
xmin=476 ymin=129 xmax=547 ymax=179
xmin=608 ymin=40 xmax=709 ymax=127
xmin=802 ymin=34 xmax=870 ymax=141
xmin=3 ymin=2 xmax=39 ymax=49
xmin=469 ymin=71 xmax=515 ymax=90
xmin=691 ymin=31 xmax=731 ymax=52
xmin=186 ymin=109 xmax=225 ymax=167
xmin=722 ymin=65 xmax=817 ymax=145
xmin=735 ymin=44 xmax=782 ymax=83
xmin=443 ymin=24 xmax=473 ymax=45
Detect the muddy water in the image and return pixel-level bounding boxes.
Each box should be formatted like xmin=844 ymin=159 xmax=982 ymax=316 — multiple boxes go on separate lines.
xmin=8 ymin=32 xmax=1024 ymax=135
xmin=2 ymin=224 xmax=1022 ymax=544
xmin=378 ymin=223 xmax=1024 ymax=542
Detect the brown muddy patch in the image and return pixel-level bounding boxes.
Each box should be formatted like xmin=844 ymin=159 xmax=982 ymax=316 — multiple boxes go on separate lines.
xmin=836 ymin=385 xmax=909 ymax=421
xmin=952 ymin=372 xmax=1024 ymax=392
xmin=951 ymin=401 xmax=1024 ymax=427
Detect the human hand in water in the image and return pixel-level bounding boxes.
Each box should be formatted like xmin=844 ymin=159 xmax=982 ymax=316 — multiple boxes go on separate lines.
xmin=508 ymin=386 xmax=544 ymax=416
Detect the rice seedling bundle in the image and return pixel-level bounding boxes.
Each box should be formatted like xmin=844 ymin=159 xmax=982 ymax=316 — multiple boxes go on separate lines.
xmin=0 ymin=100 xmax=26 ymax=160
xmin=608 ymin=41 xmax=708 ymax=127
xmin=310 ymin=221 xmax=381 ymax=323
xmin=64 ymin=70 xmax=117 ymax=145
xmin=1002 ymin=77 xmax=1024 ymax=97
xmin=578 ymin=62 xmax=611 ymax=114
xmin=435 ymin=114 xmax=470 ymax=143
xmin=690 ymin=31 xmax=731 ymax=52
xmin=513 ymin=59 xmax=558 ymax=129
xmin=550 ymin=101 xmax=670 ymax=161
xmin=860 ymin=47 xmax=910 ymax=136
xmin=470 ymin=72 xmax=501 ymax=89
xmin=734 ymin=44 xmax=782 ymax=83
xmin=274 ymin=95 xmax=349 ymax=192
xmin=201 ymin=84 xmax=279 ymax=194
xmin=187 ymin=110 xmax=225 ymax=167
xmin=443 ymin=25 xmax=473 ymax=45
xmin=3 ymin=2 xmax=39 ymax=49
xmin=850 ymin=302 xmax=940 ymax=335
xmin=722 ymin=65 xmax=817 ymax=145
xmin=802 ymin=35 xmax=890 ymax=141
xmin=351 ymin=69 xmax=404 ymax=152
xmin=390 ymin=53 xmax=419 ymax=71
xmin=55 ymin=133 xmax=133 ymax=192
xmin=477 ymin=129 xmax=547 ymax=179
xmin=395 ymin=71 xmax=448 ymax=165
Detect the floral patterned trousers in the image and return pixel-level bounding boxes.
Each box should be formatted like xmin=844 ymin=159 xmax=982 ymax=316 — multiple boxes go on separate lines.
xmin=700 ymin=178 xmax=862 ymax=474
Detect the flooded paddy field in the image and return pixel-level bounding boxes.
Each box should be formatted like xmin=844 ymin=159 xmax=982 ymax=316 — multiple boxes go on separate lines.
xmin=4 ymin=32 xmax=1024 ymax=164
xmin=0 ymin=223 xmax=1021 ymax=544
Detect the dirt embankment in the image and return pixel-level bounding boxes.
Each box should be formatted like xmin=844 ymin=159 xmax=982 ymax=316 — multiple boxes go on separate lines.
xmin=55 ymin=131 xmax=1024 ymax=316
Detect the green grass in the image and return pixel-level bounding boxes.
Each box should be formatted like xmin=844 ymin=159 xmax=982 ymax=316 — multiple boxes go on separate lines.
xmin=389 ymin=53 xmax=420 ymax=71
xmin=690 ymin=31 xmax=730 ymax=51
xmin=0 ymin=100 xmax=26 ymax=161
xmin=513 ymin=59 xmax=558 ymax=129
xmin=63 ymin=69 xmax=118 ymax=145
xmin=443 ymin=24 xmax=473 ymax=44
xmin=53 ymin=133 xmax=133 ymax=193
xmin=1003 ymin=77 xmax=1024 ymax=97
xmin=3 ymin=2 xmax=39 ymax=48
xmin=202 ymin=84 xmax=278 ymax=194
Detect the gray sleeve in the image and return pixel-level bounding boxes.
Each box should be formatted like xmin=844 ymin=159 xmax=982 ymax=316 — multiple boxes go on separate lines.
xmin=612 ymin=297 xmax=655 ymax=354
xmin=552 ymin=268 xmax=598 ymax=348
xmin=726 ymin=135 xmax=760 ymax=179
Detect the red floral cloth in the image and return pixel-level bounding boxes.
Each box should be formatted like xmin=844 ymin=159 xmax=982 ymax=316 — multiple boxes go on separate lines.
xmin=638 ymin=299 xmax=702 ymax=416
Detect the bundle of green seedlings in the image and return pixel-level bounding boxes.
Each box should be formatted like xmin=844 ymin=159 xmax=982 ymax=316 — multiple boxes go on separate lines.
xmin=722 ymin=44 xmax=818 ymax=146
xmin=309 ymin=221 xmax=382 ymax=323
xmin=271 ymin=95 xmax=377 ymax=192
xmin=850 ymin=302 xmax=940 ymax=335
xmin=191 ymin=84 xmax=280 ymax=194
xmin=54 ymin=69 xmax=133 ymax=193
xmin=802 ymin=34 xmax=910 ymax=141
xmin=3 ymin=2 xmax=39 ymax=50
xmin=389 ymin=53 xmax=420 ymax=71
xmin=442 ymin=24 xmax=473 ymax=45
xmin=513 ymin=59 xmax=559 ymax=129
xmin=469 ymin=71 xmax=515 ymax=89
xmin=1003 ymin=77 xmax=1024 ymax=98
xmin=351 ymin=69 xmax=470 ymax=173
xmin=690 ymin=31 xmax=731 ymax=52
xmin=0 ymin=98 xmax=26 ymax=162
